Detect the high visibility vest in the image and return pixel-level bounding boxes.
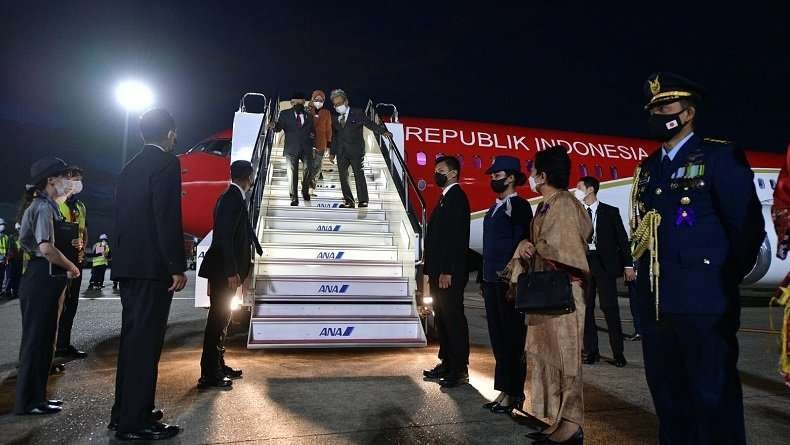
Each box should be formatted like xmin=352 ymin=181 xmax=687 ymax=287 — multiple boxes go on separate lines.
xmin=59 ymin=199 xmax=87 ymax=237
xmin=0 ymin=233 xmax=8 ymax=257
xmin=92 ymin=241 xmax=110 ymax=267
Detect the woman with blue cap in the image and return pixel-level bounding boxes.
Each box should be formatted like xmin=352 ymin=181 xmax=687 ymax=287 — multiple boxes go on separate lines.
xmin=480 ymin=155 xmax=533 ymax=414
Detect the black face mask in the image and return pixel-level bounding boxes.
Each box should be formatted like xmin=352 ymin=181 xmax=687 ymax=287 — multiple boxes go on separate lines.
xmin=648 ymin=109 xmax=687 ymax=141
xmin=434 ymin=172 xmax=448 ymax=187
xmin=490 ymin=178 xmax=509 ymax=193
xmin=293 ymin=103 xmax=305 ymax=113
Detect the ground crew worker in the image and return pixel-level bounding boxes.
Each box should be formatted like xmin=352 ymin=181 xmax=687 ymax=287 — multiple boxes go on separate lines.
xmin=0 ymin=218 xmax=9 ymax=291
xmin=632 ymin=72 xmax=765 ymax=444
xmin=15 ymin=157 xmax=80 ymax=415
xmin=55 ymin=166 xmax=89 ymax=359
xmin=89 ymin=234 xmax=110 ymax=289
xmin=1 ymin=223 xmax=24 ymax=300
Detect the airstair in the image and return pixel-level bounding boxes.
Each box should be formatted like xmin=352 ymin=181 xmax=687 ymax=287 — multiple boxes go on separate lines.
xmin=230 ymin=94 xmax=428 ymax=348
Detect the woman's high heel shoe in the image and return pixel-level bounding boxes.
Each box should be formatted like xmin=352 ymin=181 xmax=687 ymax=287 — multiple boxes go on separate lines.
xmin=535 ymin=427 xmax=583 ymax=444
xmin=482 ymin=401 xmax=499 ymax=410
xmin=525 ymin=430 xmax=548 ymax=440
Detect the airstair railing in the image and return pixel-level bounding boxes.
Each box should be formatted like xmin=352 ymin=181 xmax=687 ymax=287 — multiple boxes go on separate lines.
xmin=365 ymin=100 xmax=427 ymax=264
xmin=247 ymin=95 xmax=279 ymax=229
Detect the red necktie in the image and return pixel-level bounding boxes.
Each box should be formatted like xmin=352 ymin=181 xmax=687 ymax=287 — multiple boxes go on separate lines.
xmin=297 ymin=113 xmax=302 ymax=128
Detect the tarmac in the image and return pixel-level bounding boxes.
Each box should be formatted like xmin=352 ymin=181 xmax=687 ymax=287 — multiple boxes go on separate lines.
xmin=0 ymin=271 xmax=788 ymax=444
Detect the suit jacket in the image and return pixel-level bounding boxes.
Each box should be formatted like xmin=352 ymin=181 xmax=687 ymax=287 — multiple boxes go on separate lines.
xmin=331 ymin=107 xmax=388 ymax=159
xmin=423 ymin=184 xmax=471 ymax=278
xmin=589 ymin=202 xmax=631 ymax=277
xmin=634 ymin=134 xmax=765 ymax=315
xmin=275 ymin=109 xmax=315 ymax=158
xmin=310 ymin=107 xmax=333 ymax=152
xmin=111 ymin=145 xmax=186 ymax=281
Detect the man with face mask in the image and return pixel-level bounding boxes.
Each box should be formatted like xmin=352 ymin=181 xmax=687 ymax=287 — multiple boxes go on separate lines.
xmin=272 ymin=92 xmax=316 ymax=206
xmin=575 ymin=176 xmax=630 ymax=368
xmin=631 ymin=72 xmax=765 ymax=445
xmin=197 ymin=160 xmax=262 ymax=389
xmin=422 ymin=156 xmax=471 ymax=388
xmin=109 ymin=108 xmax=186 ymax=440
xmin=329 ymin=89 xmax=392 ymax=208
xmin=55 ymin=166 xmax=89 ymax=359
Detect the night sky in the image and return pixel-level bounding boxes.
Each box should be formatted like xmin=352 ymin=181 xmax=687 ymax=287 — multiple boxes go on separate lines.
xmin=1 ymin=2 xmax=789 ymax=234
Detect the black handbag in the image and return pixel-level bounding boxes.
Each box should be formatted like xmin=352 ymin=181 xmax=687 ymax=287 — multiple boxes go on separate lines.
xmin=515 ymin=259 xmax=575 ymax=315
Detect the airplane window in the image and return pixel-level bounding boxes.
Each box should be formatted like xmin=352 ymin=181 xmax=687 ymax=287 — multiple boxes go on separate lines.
xmin=474 ymin=155 xmax=482 ymax=169
xmin=579 ymin=164 xmax=589 ymax=177
xmin=416 ymin=152 xmax=427 ymax=166
xmin=770 ymin=179 xmax=777 ymax=189
xmin=207 ymin=140 xmax=231 ymax=156
xmin=610 ymin=166 xmax=619 ymax=179
xmin=758 ymin=178 xmax=766 ymax=189
xmin=186 ymin=142 xmax=209 ymax=154
xmin=594 ymin=164 xmax=603 ymax=178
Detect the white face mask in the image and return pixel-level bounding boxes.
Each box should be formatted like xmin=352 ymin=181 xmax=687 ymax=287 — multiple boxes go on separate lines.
xmin=573 ymin=188 xmax=588 ymax=202
xmin=15 ymin=224 xmax=21 ymax=231
xmin=335 ymin=104 xmax=348 ymax=114
xmin=0 ymin=225 xmax=5 ymax=232
xmin=53 ymin=177 xmax=73 ymax=199
xmin=71 ymin=180 xmax=83 ymax=195
xmin=313 ymin=101 xmax=324 ymax=110
xmin=528 ymin=176 xmax=539 ymax=193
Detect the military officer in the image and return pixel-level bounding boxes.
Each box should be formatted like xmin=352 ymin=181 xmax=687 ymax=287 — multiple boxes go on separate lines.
xmin=630 ymin=72 xmax=765 ymax=445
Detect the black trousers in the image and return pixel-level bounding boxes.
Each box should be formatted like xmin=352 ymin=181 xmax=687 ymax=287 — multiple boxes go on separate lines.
xmin=57 ymin=264 xmax=83 ymax=349
xmin=430 ymin=274 xmax=469 ymax=371
xmin=0 ymin=263 xmax=6 ymax=293
xmin=286 ymin=153 xmax=312 ymax=199
xmin=583 ymin=253 xmax=624 ymax=357
xmin=4 ymin=258 xmax=23 ymax=297
xmin=641 ymin=312 xmax=745 ymax=445
xmin=90 ymin=265 xmax=107 ymax=286
xmin=338 ymin=155 xmax=368 ymax=204
xmin=111 ymin=278 xmax=173 ymax=432
xmin=14 ymin=259 xmax=67 ymax=413
xmin=200 ymin=280 xmax=234 ymax=379
xmin=482 ymin=281 xmax=526 ymax=397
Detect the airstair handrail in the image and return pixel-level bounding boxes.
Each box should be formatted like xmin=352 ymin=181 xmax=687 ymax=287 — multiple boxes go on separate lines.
xmin=248 ymin=96 xmax=279 ymax=229
xmin=365 ymin=100 xmax=427 ymax=264
xmin=239 ymin=93 xmax=268 ymax=112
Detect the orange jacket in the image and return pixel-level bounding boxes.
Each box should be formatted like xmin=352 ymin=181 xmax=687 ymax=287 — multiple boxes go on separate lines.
xmin=311 ymin=108 xmax=332 ymax=152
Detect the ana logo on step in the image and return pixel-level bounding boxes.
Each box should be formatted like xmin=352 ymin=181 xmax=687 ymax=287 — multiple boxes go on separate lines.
xmin=317 ymin=251 xmax=345 ymax=260
xmin=319 ymin=326 xmax=355 ymax=337
xmin=317 ymin=203 xmax=341 ymax=208
xmin=316 ymin=225 xmax=341 ymax=232
xmin=318 ymin=284 xmax=349 ymax=294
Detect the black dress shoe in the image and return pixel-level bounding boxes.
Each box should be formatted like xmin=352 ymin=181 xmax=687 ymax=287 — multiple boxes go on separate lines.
xmin=115 ymin=423 xmax=180 ymax=441
xmin=609 ymin=355 xmax=627 ymax=368
xmin=438 ymin=371 xmax=469 ymax=388
xmin=482 ymin=400 xmax=500 ymax=410
xmin=198 ymin=376 xmax=233 ymax=389
xmin=491 ymin=398 xmax=524 ymax=413
xmin=223 ymin=366 xmax=243 ymax=379
xmin=535 ymin=427 xmax=583 ymax=444
xmin=50 ymin=363 xmax=66 ymax=375
xmin=108 ymin=409 xmax=163 ymax=431
xmin=422 ymin=363 xmax=446 ymax=380
xmin=47 ymin=399 xmax=63 ymax=406
xmin=358 ymin=202 xmax=368 ymax=208
xmin=23 ymin=404 xmax=62 ymax=415
xmin=290 ymin=200 xmax=299 ymax=206
xmin=582 ymin=352 xmax=600 ymax=365
xmin=626 ymin=333 xmax=642 ymax=341
xmin=302 ymin=193 xmax=311 ymax=202
xmin=56 ymin=345 xmax=88 ymax=359
xmin=339 ymin=202 xmax=355 ymax=208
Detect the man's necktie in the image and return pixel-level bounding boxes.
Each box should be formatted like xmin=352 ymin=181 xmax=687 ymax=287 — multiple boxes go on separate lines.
xmin=297 ymin=114 xmax=303 ymax=128
xmin=587 ymin=207 xmax=594 ymax=243
xmin=340 ymin=114 xmax=347 ymax=127
xmin=660 ymin=154 xmax=672 ymax=179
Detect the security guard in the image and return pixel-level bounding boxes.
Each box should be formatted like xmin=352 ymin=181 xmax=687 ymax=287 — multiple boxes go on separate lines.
xmin=56 ymin=166 xmax=89 ymax=359
xmin=89 ymin=234 xmax=110 ymax=289
xmin=0 ymin=218 xmax=9 ymax=293
xmin=631 ymin=72 xmax=765 ymax=444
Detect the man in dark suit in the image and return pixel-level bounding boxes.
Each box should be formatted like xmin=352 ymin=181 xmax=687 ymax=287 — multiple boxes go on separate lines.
xmin=575 ymin=176 xmax=631 ymax=367
xmin=273 ymin=92 xmax=315 ymax=206
xmin=198 ymin=160 xmax=262 ymax=389
xmin=329 ymin=89 xmax=392 ymax=208
xmin=422 ymin=156 xmax=471 ymax=388
xmin=109 ymin=109 xmax=187 ymax=441
xmin=633 ymin=72 xmax=765 ymax=444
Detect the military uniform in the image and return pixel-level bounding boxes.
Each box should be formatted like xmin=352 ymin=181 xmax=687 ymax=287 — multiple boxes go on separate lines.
xmin=632 ymin=73 xmax=765 ymax=445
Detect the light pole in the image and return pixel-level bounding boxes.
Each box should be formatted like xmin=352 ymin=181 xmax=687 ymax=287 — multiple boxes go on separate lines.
xmin=115 ymin=80 xmax=154 ymax=169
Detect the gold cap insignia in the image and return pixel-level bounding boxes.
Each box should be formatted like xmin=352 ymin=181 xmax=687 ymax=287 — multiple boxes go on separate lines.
xmin=649 ymin=76 xmax=661 ymax=96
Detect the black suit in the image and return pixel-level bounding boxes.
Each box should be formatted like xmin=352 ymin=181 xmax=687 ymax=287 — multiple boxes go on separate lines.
xmin=275 ymin=110 xmax=315 ymax=198
xmin=331 ymin=107 xmax=388 ymax=204
xmin=198 ymin=185 xmax=261 ymax=378
xmin=583 ymin=201 xmax=629 ymax=359
xmin=423 ymin=184 xmax=471 ymax=371
xmin=110 ymin=145 xmax=186 ymax=433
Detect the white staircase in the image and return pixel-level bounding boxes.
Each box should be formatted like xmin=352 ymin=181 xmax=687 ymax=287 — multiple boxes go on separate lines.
xmin=247 ymin=122 xmax=427 ymax=348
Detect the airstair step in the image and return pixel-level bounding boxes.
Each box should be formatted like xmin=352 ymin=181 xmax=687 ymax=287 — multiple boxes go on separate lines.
xmin=254 ymin=276 xmax=409 ymax=297
xmin=258 ymin=244 xmax=401 ymax=262
xmin=255 ymin=259 xmax=404 ymax=277
xmin=247 ymin=317 xmax=427 ymax=348
xmin=265 ymin=197 xmax=387 ymax=209
xmin=253 ymin=301 xmax=415 ymax=318
xmin=262 ymin=216 xmax=392 ymax=233
xmin=264 ymin=206 xmax=389 ymax=221
xmin=260 ymin=229 xmax=395 ymax=246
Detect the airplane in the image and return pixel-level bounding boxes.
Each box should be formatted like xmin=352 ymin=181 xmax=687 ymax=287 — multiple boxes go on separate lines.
xmin=178 ymin=113 xmax=786 ymax=289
